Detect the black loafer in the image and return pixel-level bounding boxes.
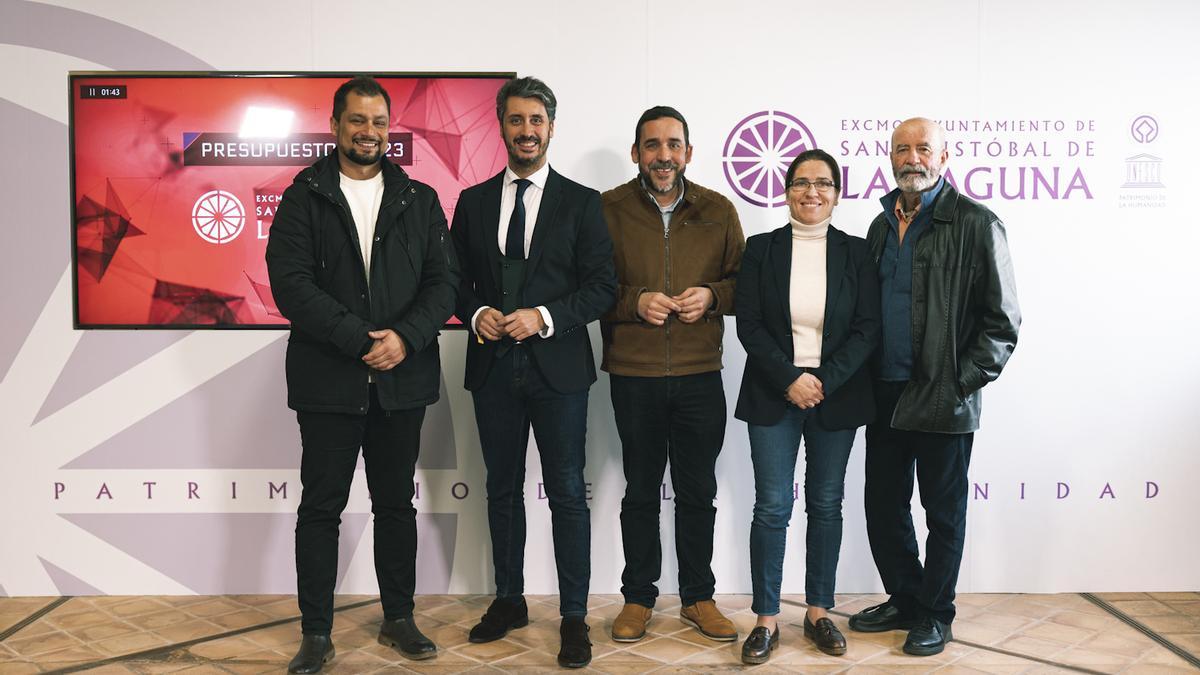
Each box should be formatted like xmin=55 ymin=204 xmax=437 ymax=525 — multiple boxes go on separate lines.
xmin=848 ymin=602 xmax=916 ymax=633
xmin=740 ymin=625 xmax=779 ymax=665
xmin=903 ymin=616 xmax=953 ymax=656
xmin=803 ymin=615 xmax=846 ymax=656
xmin=557 ymin=616 xmax=591 ymax=668
xmin=378 ymin=616 xmax=437 ymax=660
xmin=468 ymin=596 xmax=529 ymax=643
xmin=288 ymin=633 xmax=334 ymax=674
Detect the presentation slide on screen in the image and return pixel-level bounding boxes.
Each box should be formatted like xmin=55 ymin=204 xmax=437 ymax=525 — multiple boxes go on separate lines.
xmin=71 ymin=74 xmax=509 ymax=328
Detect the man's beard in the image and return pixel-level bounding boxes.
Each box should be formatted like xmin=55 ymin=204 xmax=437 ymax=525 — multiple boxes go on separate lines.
xmin=640 ymin=160 xmax=685 ymax=195
xmin=894 ymin=164 xmax=940 ymax=193
xmin=507 ymin=135 xmax=547 ymax=168
xmin=342 ymin=138 xmax=383 ymax=166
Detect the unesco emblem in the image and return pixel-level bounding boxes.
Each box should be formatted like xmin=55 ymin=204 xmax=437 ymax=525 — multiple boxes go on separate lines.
xmin=192 ymin=190 xmax=246 ymax=244
xmin=722 ymin=111 xmax=817 ymax=208
xmin=1130 ymin=115 xmax=1159 ymax=144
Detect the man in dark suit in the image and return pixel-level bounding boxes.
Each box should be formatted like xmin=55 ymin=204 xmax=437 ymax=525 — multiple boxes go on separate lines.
xmin=450 ymin=76 xmax=616 ymax=669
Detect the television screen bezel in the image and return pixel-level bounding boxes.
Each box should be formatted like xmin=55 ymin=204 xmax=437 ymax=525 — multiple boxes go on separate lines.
xmin=68 ymin=70 xmax=514 ymax=330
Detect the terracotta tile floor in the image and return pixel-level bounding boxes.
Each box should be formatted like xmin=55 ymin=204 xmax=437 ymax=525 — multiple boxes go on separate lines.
xmin=1 ymin=593 xmax=1197 ymax=673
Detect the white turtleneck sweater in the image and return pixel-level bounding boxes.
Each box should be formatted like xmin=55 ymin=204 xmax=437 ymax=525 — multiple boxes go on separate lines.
xmin=788 ymin=215 xmax=829 ymax=367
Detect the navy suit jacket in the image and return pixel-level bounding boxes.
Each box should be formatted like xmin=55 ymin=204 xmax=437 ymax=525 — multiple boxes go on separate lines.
xmin=451 ymin=167 xmax=617 ymax=393
xmin=734 ymin=224 xmax=881 ymax=429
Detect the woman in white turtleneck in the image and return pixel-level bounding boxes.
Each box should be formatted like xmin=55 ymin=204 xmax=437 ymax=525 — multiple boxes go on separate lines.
xmin=733 ymin=150 xmax=881 ymax=665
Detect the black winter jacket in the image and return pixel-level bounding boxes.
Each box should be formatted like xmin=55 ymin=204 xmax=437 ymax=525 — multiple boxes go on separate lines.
xmin=866 ymin=182 xmax=1020 ymax=433
xmin=265 ymin=154 xmax=457 ymax=413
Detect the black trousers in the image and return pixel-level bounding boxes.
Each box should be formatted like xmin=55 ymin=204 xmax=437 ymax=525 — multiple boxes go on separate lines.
xmin=295 ymin=384 xmax=424 ymax=634
xmin=610 ymin=371 xmax=726 ymax=608
xmin=472 ymin=346 xmax=592 ymax=617
xmin=864 ymin=380 xmax=973 ymax=625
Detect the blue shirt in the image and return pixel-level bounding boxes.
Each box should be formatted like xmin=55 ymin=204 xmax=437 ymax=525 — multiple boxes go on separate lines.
xmin=877 ymin=177 xmax=945 ymax=382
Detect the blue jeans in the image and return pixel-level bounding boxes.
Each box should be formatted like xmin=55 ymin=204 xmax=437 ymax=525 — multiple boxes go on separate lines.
xmin=748 ymin=407 xmax=856 ymax=615
xmin=472 ymin=345 xmax=591 ymax=618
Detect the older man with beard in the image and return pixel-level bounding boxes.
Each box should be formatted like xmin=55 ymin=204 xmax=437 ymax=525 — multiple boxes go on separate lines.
xmin=848 ymin=118 xmax=1020 ymax=656
xmin=599 ymin=106 xmax=744 ymax=644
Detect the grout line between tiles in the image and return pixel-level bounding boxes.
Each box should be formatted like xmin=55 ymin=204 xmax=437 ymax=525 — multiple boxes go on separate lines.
xmin=1081 ymin=592 xmax=1200 ymax=671
xmin=0 ymin=596 xmax=72 ymax=642
xmin=40 ymin=597 xmax=380 ymax=675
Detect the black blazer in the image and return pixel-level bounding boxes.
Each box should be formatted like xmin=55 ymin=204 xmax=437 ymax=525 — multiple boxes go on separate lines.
xmin=452 ymin=167 xmax=617 ymax=394
xmin=734 ymin=224 xmax=881 ymax=429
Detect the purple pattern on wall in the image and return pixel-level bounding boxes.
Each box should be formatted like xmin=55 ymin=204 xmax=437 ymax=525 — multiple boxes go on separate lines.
xmin=61 ymin=512 xmax=369 ymax=595
xmin=61 ymin=337 xmax=294 ymax=469
xmin=61 ymin=338 xmax=457 ymax=470
xmin=35 ymin=331 xmax=189 ymax=424
xmin=420 ymin=378 xmax=457 ymax=470
xmin=0 ymin=100 xmax=70 ymax=385
xmin=0 ymin=0 xmax=212 ymax=384
xmin=414 ymin=513 xmax=457 ymax=593
xmin=0 ymin=1 xmax=211 ymax=71
xmin=59 ymin=512 xmax=457 ymax=595
xmin=39 ymin=557 xmax=104 ymax=595
xmin=3 ymin=4 xmax=466 ymax=597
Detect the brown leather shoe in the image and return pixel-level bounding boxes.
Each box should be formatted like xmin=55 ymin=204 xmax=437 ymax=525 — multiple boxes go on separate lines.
xmin=679 ymin=599 xmax=737 ymax=642
xmin=611 ymin=603 xmax=653 ymax=642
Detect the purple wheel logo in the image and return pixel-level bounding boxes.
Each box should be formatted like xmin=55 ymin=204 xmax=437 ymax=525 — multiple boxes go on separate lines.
xmin=722 ymin=111 xmax=817 ymax=208
xmin=1130 ymin=115 xmax=1158 ymax=144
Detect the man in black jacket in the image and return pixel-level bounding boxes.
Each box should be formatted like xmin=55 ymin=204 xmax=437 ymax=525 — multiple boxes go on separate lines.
xmin=451 ymin=76 xmax=616 ymax=669
xmin=265 ymin=76 xmax=456 ymax=673
xmin=848 ymin=118 xmax=1020 ymax=656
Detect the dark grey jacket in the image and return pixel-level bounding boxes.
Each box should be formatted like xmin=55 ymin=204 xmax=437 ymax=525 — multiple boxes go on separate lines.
xmin=866 ymin=182 xmax=1020 ymax=433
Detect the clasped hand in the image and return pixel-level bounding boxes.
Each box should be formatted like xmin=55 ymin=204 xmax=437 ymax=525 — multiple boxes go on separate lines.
xmin=362 ymin=329 xmax=406 ymax=371
xmin=637 ymin=286 xmax=712 ymax=326
xmin=786 ymin=372 xmax=824 ymax=409
xmin=474 ymin=307 xmax=546 ymax=342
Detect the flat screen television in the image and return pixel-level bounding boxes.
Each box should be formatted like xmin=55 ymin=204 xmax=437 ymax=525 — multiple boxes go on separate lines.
xmin=70 ymin=72 xmax=512 ymax=328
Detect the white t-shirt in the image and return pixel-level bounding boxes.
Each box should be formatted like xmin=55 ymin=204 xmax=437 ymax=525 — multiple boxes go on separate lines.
xmin=340 ymin=170 xmax=385 ymax=278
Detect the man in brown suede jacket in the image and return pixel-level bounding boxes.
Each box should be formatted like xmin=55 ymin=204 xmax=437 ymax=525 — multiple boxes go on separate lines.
xmin=600 ymin=106 xmax=745 ymax=644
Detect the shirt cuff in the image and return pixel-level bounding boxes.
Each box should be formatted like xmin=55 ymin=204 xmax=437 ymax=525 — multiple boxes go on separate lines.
xmin=536 ymin=305 xmax=554 ymax=338
xmin=470 ymin=306 xmax=490 ymax=334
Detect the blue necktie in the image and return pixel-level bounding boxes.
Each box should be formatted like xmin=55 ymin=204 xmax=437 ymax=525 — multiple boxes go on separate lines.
xmin=505 ymin=178 xmax=532 ymax=259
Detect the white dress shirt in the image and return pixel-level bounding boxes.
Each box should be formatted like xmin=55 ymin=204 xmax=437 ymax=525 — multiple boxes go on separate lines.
xmin=471 ymin=163 xmax=555 ymax=338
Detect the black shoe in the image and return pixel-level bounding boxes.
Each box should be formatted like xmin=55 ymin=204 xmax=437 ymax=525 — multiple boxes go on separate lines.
xmin=848 ymin=602 xmax=917 ymax=633
xmin=803 ymin=615 xmax=847 ymax=656
xmin=903 ymin=617 xmax=953 ymax=656
xmin=740 ymin=625 xmax=779 ymax=665
xmin=288 ymin=633 xmax=334 ymax=674
xmin=557 ymin=617 xmax=592 ymax=668
xmin=468 ymin=596 xmax=529 ymax=643
xmin=378 ymin=616 xmax=437 ymax=660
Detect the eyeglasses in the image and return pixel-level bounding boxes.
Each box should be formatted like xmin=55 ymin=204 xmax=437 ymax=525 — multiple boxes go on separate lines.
xmin=788 ymin=179 xmax=837 ymax=193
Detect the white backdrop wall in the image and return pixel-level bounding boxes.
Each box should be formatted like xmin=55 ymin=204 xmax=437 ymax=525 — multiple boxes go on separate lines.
xmin=2 ymin=0 xmax=1198 ymax=597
